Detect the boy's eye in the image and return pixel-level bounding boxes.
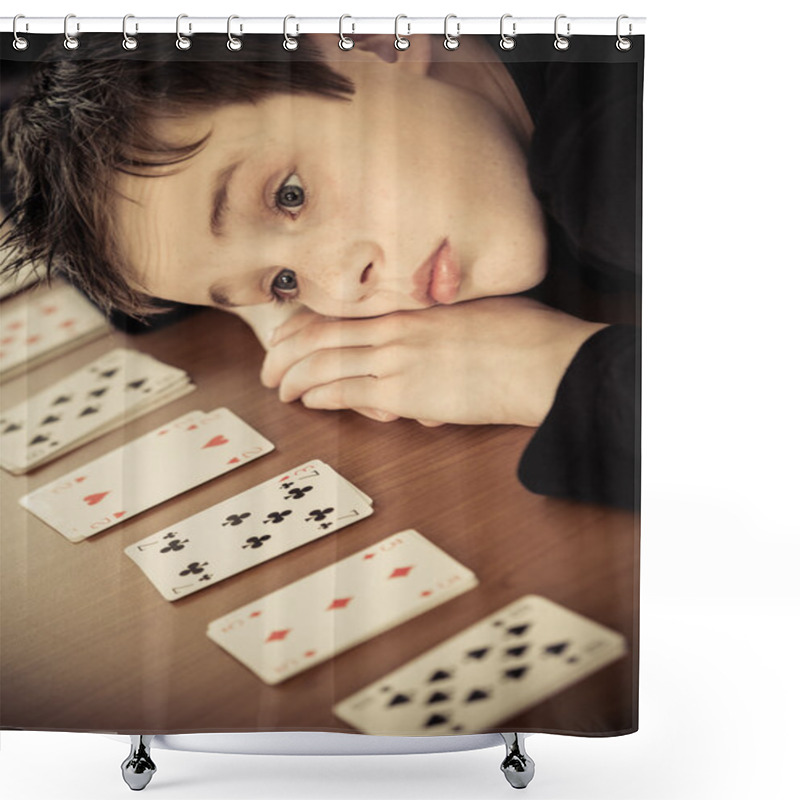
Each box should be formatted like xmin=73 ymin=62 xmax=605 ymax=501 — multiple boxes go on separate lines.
xmin=270 ymin=269 xmax=299 ymax=302
xmin=273 ymin=173 xmax=305 ymax=214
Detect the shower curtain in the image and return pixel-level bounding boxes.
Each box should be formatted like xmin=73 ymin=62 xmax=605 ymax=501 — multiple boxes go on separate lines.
xmin=0 ymin=22 xmax=642 ymax=738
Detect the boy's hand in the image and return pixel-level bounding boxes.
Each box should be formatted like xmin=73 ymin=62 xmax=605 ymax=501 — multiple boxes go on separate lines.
xmin=260 ymin=296 xmax=608 ymax=428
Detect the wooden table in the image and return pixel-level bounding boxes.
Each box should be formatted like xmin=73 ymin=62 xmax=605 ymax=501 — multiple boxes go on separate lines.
xmin=1 ymin=305 xmax=639 ymax=736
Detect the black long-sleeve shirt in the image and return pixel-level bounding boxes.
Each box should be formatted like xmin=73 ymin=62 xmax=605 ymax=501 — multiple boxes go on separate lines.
xmin=494 ymin=36 xmax=643 ymax=511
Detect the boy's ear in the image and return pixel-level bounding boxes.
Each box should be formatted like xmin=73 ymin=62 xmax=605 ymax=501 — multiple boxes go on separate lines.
xmin=306 ymin=33 xmax=434 ymax=76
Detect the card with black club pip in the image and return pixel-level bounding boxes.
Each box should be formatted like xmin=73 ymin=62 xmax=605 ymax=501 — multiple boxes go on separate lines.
xmin=332 ymin=595 xmax=627 ymax=735
xmin=0 ymin=279 xmax=109 ymax=381
xmin=206 ymin=529 xmax=479 ymax=685
xmin=125 ymin=459 xmax=374 ymax=601
xmin=0 ymin=348 xmax=195 ymax=474
xmin=19 ymin=407 xmax=275 ymax=542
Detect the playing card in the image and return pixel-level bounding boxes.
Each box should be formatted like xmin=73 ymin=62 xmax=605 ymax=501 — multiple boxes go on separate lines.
xmin=0 ymin=257 xmax=39 ymax=300
xmin=125 ymin=459 xmax=374 ymax=601
xmin=0 ymin=348 xmax=195 ymax=474
xmin=333 ymin=594 xmax=627 ymax=735
xmin=19 ymin=407 xmax=275 ymax=542
xmin=206 ymin=529 xmax=478 ymax=685
xmin=0 ymin=279 xmax=109 ymax=380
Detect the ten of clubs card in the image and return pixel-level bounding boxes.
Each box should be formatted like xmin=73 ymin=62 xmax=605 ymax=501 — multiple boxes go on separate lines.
xmin=19 ymin=407 xmax=275 ymax=542
xmin=206 ymin=529 xmax=479 ymax=685
xmin=333 ymin=594 xmax=627 ymax=735
xmin=125 ymin=459 xmax=374 ymax=601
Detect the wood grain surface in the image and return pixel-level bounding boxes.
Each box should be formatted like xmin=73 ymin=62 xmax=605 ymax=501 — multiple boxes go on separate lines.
xmin=0 ymin=306 xmax=639 ymax=736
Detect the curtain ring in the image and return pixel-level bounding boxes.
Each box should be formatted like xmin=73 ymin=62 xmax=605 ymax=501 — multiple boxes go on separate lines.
xmin=339 ymin=14 xmax=355 ymax=50
xmin=176 ymin=14 xmax=191 ymax=50
xmin=227 ymin=15 xmax=242 ymax=51
xmin=394 ymin=15 xmax=410 ymax=51
xmin=122 ymin=14 xmax=138 ymax=51
xmin=554 ymin=14 xmax=570 ymax=51
xmin=443 ymin=14 xmax=460 ymax=51
xmin=616 ymin=15 xmax=632 ymax=51
xmin=499 ymin=14 xmax=516 ymax=51
xmin=283 ymin=15 xmax=299 ymax=51
xmin=64 ymin=13 xmax=79 ymax=51
xmin=12 ymin=15 xmax=29 ymax=51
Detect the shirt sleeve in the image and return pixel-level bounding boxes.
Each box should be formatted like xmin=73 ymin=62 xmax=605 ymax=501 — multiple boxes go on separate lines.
xmin=517 ymin=323 xmax=640 ymax=511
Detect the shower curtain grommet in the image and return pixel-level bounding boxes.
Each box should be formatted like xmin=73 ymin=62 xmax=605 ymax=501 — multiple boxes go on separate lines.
xmin=175 ymin=13 xmax=191 ymax=50
xmin=616 ymin=15 xmax=633 ymax=50
xmin=394 ymin=15 xmax=411 ymax=50
xmin=339 ymin=14 xmax=355 ymax=50
xmin=443 ymin=14 xmax=460 ymax=50
xmin=499 ymin=14 xmax=517 ymax=50
xmin=121 ymin=14 xmax=138 ymax=51
xmin=554 ymin=14 xmax=571 ymax=51
xmin=63 ymin=13 xmax=79 ymax=50
xmin=12 ymin=15 xmax=29 ymax=51
xmin=283 ymin=15 xmax=299 ymax=51
xmin=227 ymin=15 xmax=243 ymax=51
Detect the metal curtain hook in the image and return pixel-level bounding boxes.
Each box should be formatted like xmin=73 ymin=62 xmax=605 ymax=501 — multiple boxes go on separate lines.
xmin=443 ymin=14 xmax=460 ymax=51
xmin=339 ymin=14 xmax=354 ymax=50
xmin=283 ymin=15 xmax=299 ymax=51
xmin=554 ymin=14 xmax=570 ymax=51
xmin=499 ymin=14 xmax=516 ymax=50
xmin=122 ymin=14 xmax=138 ymax=50
xmin=64 ymin=13 xmax=79 ymax=50
xmin=176 ymin=14 xmax=191 ymax=50
xmin=395 ymin=15 xmax=410 ymax=51
xmin=227 ymin=15 xmax=242 ymax=50
xmin=12 ymin=14 xmax=29 ymax=51
xmin=616 ymin=15 xmax=632 ymax=51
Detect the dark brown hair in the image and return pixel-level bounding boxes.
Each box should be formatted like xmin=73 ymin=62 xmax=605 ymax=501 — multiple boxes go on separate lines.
xmin=1 ymin=33 xmax=355 ymax=319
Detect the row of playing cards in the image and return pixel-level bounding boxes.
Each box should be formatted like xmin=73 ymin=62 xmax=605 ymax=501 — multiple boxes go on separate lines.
xmin=19 ymin=407 xmax=276 ymax=541
xmin=125 ymin=459 xmax=374 ymax=600
xmin=1 ymin=348 xmax=196 ymax=474
xmin=202 ymin=525 xmax=625 ymax=732
xmin=0 ymin=279 xmax=109 ymax=380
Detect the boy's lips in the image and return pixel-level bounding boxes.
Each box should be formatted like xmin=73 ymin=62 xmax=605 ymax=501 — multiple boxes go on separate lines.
xmin=411 ymin=239 xmax=461 ymax=306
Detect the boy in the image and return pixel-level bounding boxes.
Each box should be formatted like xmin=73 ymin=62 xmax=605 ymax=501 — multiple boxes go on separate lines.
xmin=1 ymin=31 xmax=640 ymax=509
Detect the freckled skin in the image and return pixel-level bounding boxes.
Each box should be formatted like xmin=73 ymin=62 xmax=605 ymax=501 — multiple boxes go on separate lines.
xmin=113 ymin=33 xmax=549 ymax=318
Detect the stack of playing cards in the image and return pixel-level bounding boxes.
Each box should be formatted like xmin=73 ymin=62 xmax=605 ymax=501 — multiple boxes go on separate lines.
xmin=206 ymin=529 xmax=480 ymax=685
xmin=0 ymin=259 xmax=39 ymax=300
xmin=333 ymin=595 xmax=627 ymax=735
xmin=19 ymin=407 xmax=276 ymax=542
xmin=0 ymin=279 xmax=109 ymax=380
xmin=125 ymin=459 xmax=375 ymax=601
xmin=1 ymin=348 xmax=196 ymax=474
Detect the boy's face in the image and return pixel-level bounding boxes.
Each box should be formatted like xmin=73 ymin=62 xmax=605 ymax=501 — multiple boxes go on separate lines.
xmin=114 ymin=35 xmax=548 ymax=318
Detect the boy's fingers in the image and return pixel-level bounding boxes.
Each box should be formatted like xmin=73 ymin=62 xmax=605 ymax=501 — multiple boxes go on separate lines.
xmin=300 ymin=376 xmax=385 ymax=414
xmin=262 ymin=317 xmax=386 ymax=388
xmin=268 ymin=307 xmax=328 ymax=346
xmin=353 ymin=408 xmax=400 ymax=422
xmin=277 ymin=347 xmax=379 ymax=403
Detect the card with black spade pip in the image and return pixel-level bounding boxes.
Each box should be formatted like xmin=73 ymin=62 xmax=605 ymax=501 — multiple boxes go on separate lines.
xmin=332 ymin=595 xmax=627 ymax=735
xmin=125 ymin=459 xmax=374 ymax=601
xmin=0 ymin=347 xmax=194 ymax=474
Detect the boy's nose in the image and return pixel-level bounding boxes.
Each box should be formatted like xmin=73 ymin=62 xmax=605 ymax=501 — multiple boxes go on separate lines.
xmin=316 ymin=254 xmax=380 ymax=306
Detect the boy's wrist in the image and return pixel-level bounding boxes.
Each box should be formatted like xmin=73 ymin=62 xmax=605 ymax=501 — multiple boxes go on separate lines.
xmin=226 ymin=303 xmax=302 ymax=351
